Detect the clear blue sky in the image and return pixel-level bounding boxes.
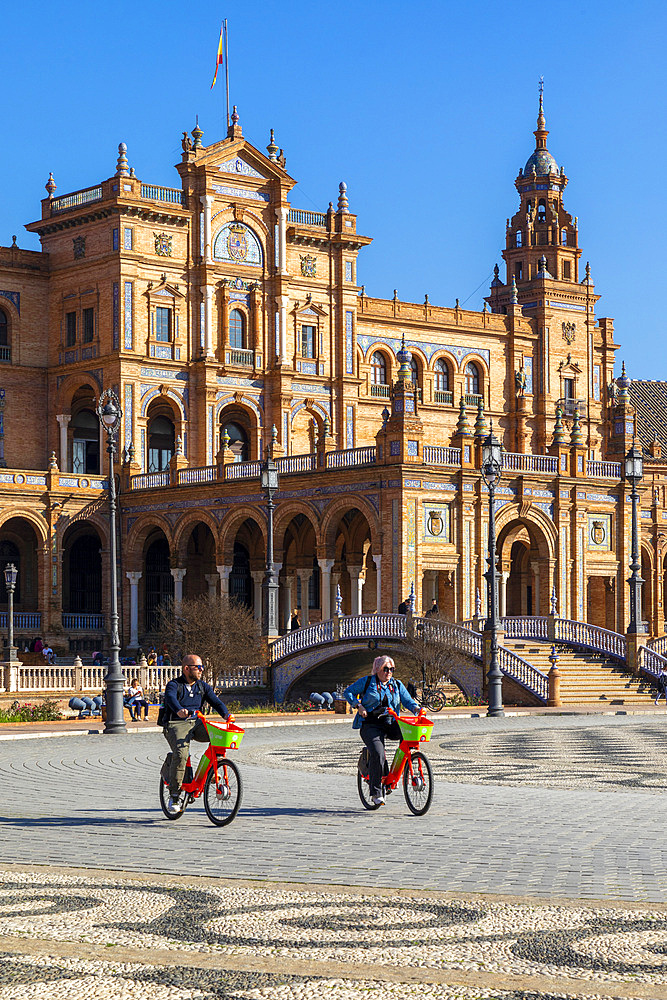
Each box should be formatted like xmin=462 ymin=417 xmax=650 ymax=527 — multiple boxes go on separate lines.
xmin=4 ymin=0 xmax=665 ymax=378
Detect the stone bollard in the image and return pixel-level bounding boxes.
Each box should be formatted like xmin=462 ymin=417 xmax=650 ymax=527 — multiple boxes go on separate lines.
xmin=73 ymin=655 xmax=83 ymax=692
xmin=138 ymin=654 xmax=149 ymax=690
xmin=547 ymin=644 xmax=561 ymax=707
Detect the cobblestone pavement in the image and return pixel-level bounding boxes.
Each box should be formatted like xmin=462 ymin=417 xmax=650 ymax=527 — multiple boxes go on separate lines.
xmin=2 ymin=714 xmax=667 ymax=997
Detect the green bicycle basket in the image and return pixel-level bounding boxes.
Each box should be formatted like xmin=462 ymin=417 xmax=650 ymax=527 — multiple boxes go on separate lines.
xmin=205 ymin=719 xmax=245 ymax=750
xmin=397 ymin=715 xmax=433 ymax=743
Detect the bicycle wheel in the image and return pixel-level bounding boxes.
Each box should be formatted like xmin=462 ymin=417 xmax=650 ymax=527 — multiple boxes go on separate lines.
xmin=403 ymin=750 xmax=434 ymax=816
xmin=426 ymin=690 xmax=445 ymax=712
xmin=159 ymin=778 xmax=186 ymax=820
xmin=203 ymin=759 xmax=243 ymax=827
xmin=356 ymin=764 xmax=382 ymax=810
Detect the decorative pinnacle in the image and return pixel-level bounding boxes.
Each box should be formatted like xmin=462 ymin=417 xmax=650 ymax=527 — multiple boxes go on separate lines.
xmin=266 ymin=128 xmax=279 ymax=161
xmin=115 ymin=143 xmax=129 ymax=177
xmin=231 ymin=105 xmax=239 ymax=126
xmin=337 ymin=181 xmax=349 ymax=212
xmin=192 ymin=116 xmax=203 ymax=150
xmin=510 ymin=275 xmax=518 ymax=304
xmin=533 ymin=77 xmax=549 ymax=151
xmin=552 ymin=405 xmax=566 ymax=446
xmin=45 ymin=172 xmax=57 ymax=197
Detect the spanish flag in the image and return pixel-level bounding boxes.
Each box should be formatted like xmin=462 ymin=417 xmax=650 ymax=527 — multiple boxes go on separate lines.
xmin=211 ymin=23 xmax=224 ymax=88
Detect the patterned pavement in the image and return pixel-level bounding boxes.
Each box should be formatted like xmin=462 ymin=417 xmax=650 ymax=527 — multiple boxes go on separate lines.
xmin=2 ymin=714 xmax=667 ymax=997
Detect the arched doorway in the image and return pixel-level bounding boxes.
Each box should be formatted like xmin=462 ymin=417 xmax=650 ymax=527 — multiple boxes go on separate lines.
xmin=497 ymin=516 xmax=552 ymax=619
xmin=182 ymin=523 xmax=217 ymax=599
xmin=144 ymin=534 xmax=174 ymax=631
xmin=229 ymin=541 xmax=252 ymax=607
xmin=219 ymin=406 xmax=252 ymax=462
xmin=64 ymin=530 xmax=102 ymax=613
xmin=329 ymin=508 xmax=375 ymax=616
xmin=71 ymin=409 xmax=99 ymax=475
xmin=147 ymin=415 xmax=175 ymax=472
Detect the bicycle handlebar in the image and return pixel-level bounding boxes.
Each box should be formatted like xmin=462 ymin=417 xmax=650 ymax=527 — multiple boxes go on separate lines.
xmin=195 ymin=710 xmax=235 ymax=724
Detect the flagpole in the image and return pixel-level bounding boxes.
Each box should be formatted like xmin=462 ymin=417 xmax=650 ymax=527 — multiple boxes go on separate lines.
xmin=224 ymin=18 xmax=230 ymax=130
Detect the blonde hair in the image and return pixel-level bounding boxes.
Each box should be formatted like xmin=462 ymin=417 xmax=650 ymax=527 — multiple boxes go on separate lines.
xmin=372 ymin=655 xmax=395 ymax=676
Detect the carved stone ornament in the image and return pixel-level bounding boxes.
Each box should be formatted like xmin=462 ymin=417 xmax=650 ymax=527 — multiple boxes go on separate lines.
xmin=73 ymin=236 xmax=86 ymax=259
xmin=300 ymin=254 xmax=317 ymax=277
xmin=562 ymin=321 xmax=576 ymax=344
xmin=154 ymin=233 xmax=172 ymax=257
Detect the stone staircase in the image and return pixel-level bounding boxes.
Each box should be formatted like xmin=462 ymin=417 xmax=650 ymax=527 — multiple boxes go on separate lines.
xmin=502 ymin=638 xmax=657 ymax=706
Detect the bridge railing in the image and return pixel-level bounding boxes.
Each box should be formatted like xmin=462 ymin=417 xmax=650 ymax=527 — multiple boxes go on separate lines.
xmin=462 ymin=616 xmax=629 ymax=662
xmin=270 ymin=620 xmax=335 ymax=661
xmin=647 ymin=635 xmax=667 ymax=657
xmin=341 ymin=613 xmax=407 ymax=640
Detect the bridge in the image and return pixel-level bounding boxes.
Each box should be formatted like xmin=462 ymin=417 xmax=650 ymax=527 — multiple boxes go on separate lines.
xmin=269 ymin=614 xmax=667 ymax=704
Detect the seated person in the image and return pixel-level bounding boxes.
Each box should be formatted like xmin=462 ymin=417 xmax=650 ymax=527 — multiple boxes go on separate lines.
xmin=126 ymin=677 xmax=149 ymax=720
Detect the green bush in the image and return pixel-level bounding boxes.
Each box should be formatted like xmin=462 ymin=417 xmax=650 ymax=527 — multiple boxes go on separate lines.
xmin=0 ymin=698 xmax=63 ymax=723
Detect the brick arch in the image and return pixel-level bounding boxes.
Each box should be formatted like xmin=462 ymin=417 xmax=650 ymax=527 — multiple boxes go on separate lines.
xmin=140 ymin=387 xmax=186 ymax=422
xmin=274 ymin=502 xmax=320 ymax=557
xmin=430 ymin=350 xmax=457 ymax=373
xmin=456 ymin=352 xmax=489 ymax=378
xmin=172 ymin=510 xmax=222 ymax=564
xmin=219 ymin=507 xmax=266 ymax=566
xmin=124 ymin=514 xmax=175 ymax=570
xmin=495 ymin=504 xmax=557 ymax=563
xmin=53 ymin=374 xmax=102 ymax=415
xmin=60 ymin=507 xmax=109 ymax=548
xmin=0 ymin=508 xmax=48 ymax=545
xmin=319 ymin=496 xmax=380 ymax=558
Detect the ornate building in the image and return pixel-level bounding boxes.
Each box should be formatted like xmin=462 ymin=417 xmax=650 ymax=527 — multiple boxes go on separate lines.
xmin=0 ymin=94 xmax=663 ymax=655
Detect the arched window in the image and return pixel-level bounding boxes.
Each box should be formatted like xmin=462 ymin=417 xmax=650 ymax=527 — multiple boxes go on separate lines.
xmin=561 ymin=228 xmax=568 ymax=246
xmin=228 ymin=309 xmax=245 ymax=349
xmin=537 ymin=199 xmax=546 ymax=223
xmin=67 ymin=534 xmax=101 ymax=613
xmin=221 ymin=420 xmax=249 ymax=462
xmin=71 ymin=409 xmax=99 ymax=475
xmin=410 ymin=358 xmax=419 ymax=386
xmin=148 ymin=415 xmax=175 ymax=472
xmin=435 ymin=359 xmax=449 ymax=392
xmin=0 ymin=309 xmax=7 ymax=347
xmin=371 ymin=352 xmax=388 ymax=385
xmin=464 ymin=362 xmax=480 ymax=395
xmin=515 ymin=230 xmax=523 ymax=248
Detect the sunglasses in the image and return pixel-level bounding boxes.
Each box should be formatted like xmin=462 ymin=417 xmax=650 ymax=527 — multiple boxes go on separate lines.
xmin=381 ymin=666 xmax=394 ymax=673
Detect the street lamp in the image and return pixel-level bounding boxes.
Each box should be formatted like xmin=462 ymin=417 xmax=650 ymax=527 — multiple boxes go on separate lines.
xmin=96 ymin=388 xmax=126 ymax=734
xmin=261 ymin=426 xmax=280 ymax=638
xmin=625 ymin=440 xmax=647 ymax=635
xmin=481 ymin=424 xmax=504 ymax=717
xmin=3 ymin=563 xmax=18 ymax=661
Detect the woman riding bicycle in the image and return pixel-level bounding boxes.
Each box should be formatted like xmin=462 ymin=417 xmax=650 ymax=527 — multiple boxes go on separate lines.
xmin=344 ymin=654 xmax=420 ymax=807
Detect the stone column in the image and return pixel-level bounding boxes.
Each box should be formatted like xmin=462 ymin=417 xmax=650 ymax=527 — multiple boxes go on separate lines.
xmin=279 ymin=295 xmax=289 ymax=363
xmin=372 ymin=554 xmax=382 ymax=612
xmin=201 ymin=285 xmax=214 ymax=357
xmin=202 ymin=194 xmax=214 ymax=263
xmin=56 ymin=414 xmax=70 ymax=473
xmin=318 ymin=558 xmax=334 ymax=620
xmin=170 ymin=568 xmax=186 ymax=615
xmin=331 ymin=571 xmax=341 ymax=615
xmin=205 ymin=573 xmax=218 ymax=600
xmin=217 ymin=564 xmax=232 ymax=602
xmin=282 ymin=575 xmax=294 ymax=630
xmin=532 ymin=563 xmax=540 ymax=617
xmin=277 ymin=206 xmax=288 ymax=274
xmin=297 ymin=570 xmax=311 ymax=626
xmin=348 ymin=566 xmax=364 ymax=615
xmin=500 ymin=571 xmax=509 ymax=618
xmin=126 ymin=571 xmax=142 ymax=648
xmin=251 ymin=571 xmax=264 ymax=622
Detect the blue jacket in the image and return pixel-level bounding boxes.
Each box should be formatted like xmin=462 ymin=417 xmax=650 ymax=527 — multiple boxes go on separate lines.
xmin=344 ymin=674 xmax=420 ymax=730
xmin=163 ymin=675 xmax=228 ymax=723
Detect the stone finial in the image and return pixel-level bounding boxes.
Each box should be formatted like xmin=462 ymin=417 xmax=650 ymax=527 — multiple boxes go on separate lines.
xmin=335 ymin=584 xmax=343 ymax=617
xmin=266 ymin=129 xmax=279 ymax=161
xmin=231 ymin=105 xmax=239 ymax=126
xmin=128 ymin=441 xmax=136 ymax=463
xmin=129 ymin=167 xmax=136 ymax=178
xmin=73 ymin=654 xmax=83 ymax=668
xmin=175 ymin=434 xmax=183 ymax=456
xmin=474 ymin=398 xmax=488 ymax=440
xmin=582 ymin=261 xmax=593 ymax=285
xmin=570 ymin=406 xmax=584 ymax=446
xmin=550 ymin=586 xmax=558 ymax=617
xmin=381 ymin=406 xmax=390 ymax=426
xmin=192 ymin=117 xmax=204 ymax=150
xmin=45 ymin=172 xmax=57 ymax=197
xmin=396 ymin=332 xmax=412 ymax=381
xmin=617 ymin=360 xmax=631 ymax=404
xmin=337 ymin=181 xmax=349 ymax=212
xmin=475 ymin=588 xmax=482 ymax=617
xmin=552 ymin=405 xmax=566 ymax=446
xmin=115 ymin=143 xmax=129 ymax=177
xmin=48 ymin=451 xmax=58 ymax=470
xmin=407 ymin=581 xmax=415 ymax=616
xmin=222 ymin=429 xmax=231 ymax=451
xmin=323 ymin=414 xmax=330 ymax=438
xmin=538 ymin=255 xmax=549 ymax=275
xmin=456 ymin=396 xmax=472 ymax=437
xmin=510 ymin=275 xmax=518 ymax=305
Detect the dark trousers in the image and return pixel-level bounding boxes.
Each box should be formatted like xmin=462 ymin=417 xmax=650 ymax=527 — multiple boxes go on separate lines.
xmin=163 ymin=718 xmax=209 ymax=796
xmin=360 ymin=718 xmax=402 ymax=798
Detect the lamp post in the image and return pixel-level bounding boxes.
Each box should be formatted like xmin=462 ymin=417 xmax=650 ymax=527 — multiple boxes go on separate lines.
xmin=625 ymin=441 xmax=647 ymax=635
xmin=261 ymin=426 xmax=280 ymax=638
xmin=96 ymin=389 xmax=126 ymax=734
xmin=481 ymin=424 xmax=504 ymax=717
xmin=3 ymin=563 xmax=18 ymax=661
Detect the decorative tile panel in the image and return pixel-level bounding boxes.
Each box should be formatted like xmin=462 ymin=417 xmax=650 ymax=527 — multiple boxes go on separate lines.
xmin=0 ymin=291 xmax=20 ymax=315
xmin=214 ymin=185 xmax=269 ymax=203
xmin=346 ymin=405 xmax=354 ymax=449
xmin=216 ymin=156 xmax=265 ymax=178
xmin=213 ymin=222 xmax=263 ymax=265
xmin=112 ymin=283 xmax=119 ymax=350
xmin=357 ymin=333 xmax=490 ymax=366
xmin=345 ymin=311 xmax=354 ymax=375
xmin=123 ymin=282 xmax=133 ymax=350
xmin=124 ymin=383 xmax=133 ymax=454
xmin=524 ymin=357 xmax=533 ymax=394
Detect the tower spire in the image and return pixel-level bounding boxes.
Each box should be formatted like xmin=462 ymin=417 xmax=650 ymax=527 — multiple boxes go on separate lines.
xmin=534 ymin=77 xmax=548 ymax=151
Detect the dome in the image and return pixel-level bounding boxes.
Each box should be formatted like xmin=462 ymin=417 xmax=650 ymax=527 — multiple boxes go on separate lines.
xmin=524 ymin=148 xmax=558 ymax=175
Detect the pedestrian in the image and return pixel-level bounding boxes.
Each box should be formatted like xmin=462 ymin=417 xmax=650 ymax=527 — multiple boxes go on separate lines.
xmin=33 ymin=636 xmax=43 ymax=654
xmin=398 ymin=599 xmax=408 ymax=615
xmin=160 ymin=654 xmax=229 ymax=814
xmin=425 ymin=599 xmax=439 ymax=618
xmin=655 ymin=663 xmax=667 ymax=706
xmin=290 ymin=608 xmax=301 ymax=630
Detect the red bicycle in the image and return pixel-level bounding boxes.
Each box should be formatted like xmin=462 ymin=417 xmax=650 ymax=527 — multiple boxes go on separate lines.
xmin=159 ymin=711 xmax=244 ymax=827
xmin=357 ymin=707 xmax=434 ymax=815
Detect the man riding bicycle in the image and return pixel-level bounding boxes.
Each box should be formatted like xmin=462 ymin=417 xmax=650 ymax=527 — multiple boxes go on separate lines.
xmin=161 ymin=654 xmax=229 ymax=815
xmin=344 ymin=654 xmax=420 ymax=807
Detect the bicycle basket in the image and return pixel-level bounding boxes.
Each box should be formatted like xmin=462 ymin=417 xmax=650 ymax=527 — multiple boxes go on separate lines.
xmin=205 ymin=718 xmax=245 ymax=750
xmin=397 ymin=715 xmax=433 ymax=743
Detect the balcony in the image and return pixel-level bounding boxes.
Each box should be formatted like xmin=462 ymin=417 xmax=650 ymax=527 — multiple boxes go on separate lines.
xmin=288 ymin=209 xmax=327 ymax=227
xmin=370 ymin=383 xmax=391 ymax=398
xmin=62 ymin=613 xmax=104 ymax=631
xmin=557 ymin=398 xmax=587 ymax=418
xmin=50 ymin=185 xmax=103 ymax=214
xmin=227 ymin=348 xmax=254 ymax=367
xmin=434 ymin=390 xmax=453 ymax=405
